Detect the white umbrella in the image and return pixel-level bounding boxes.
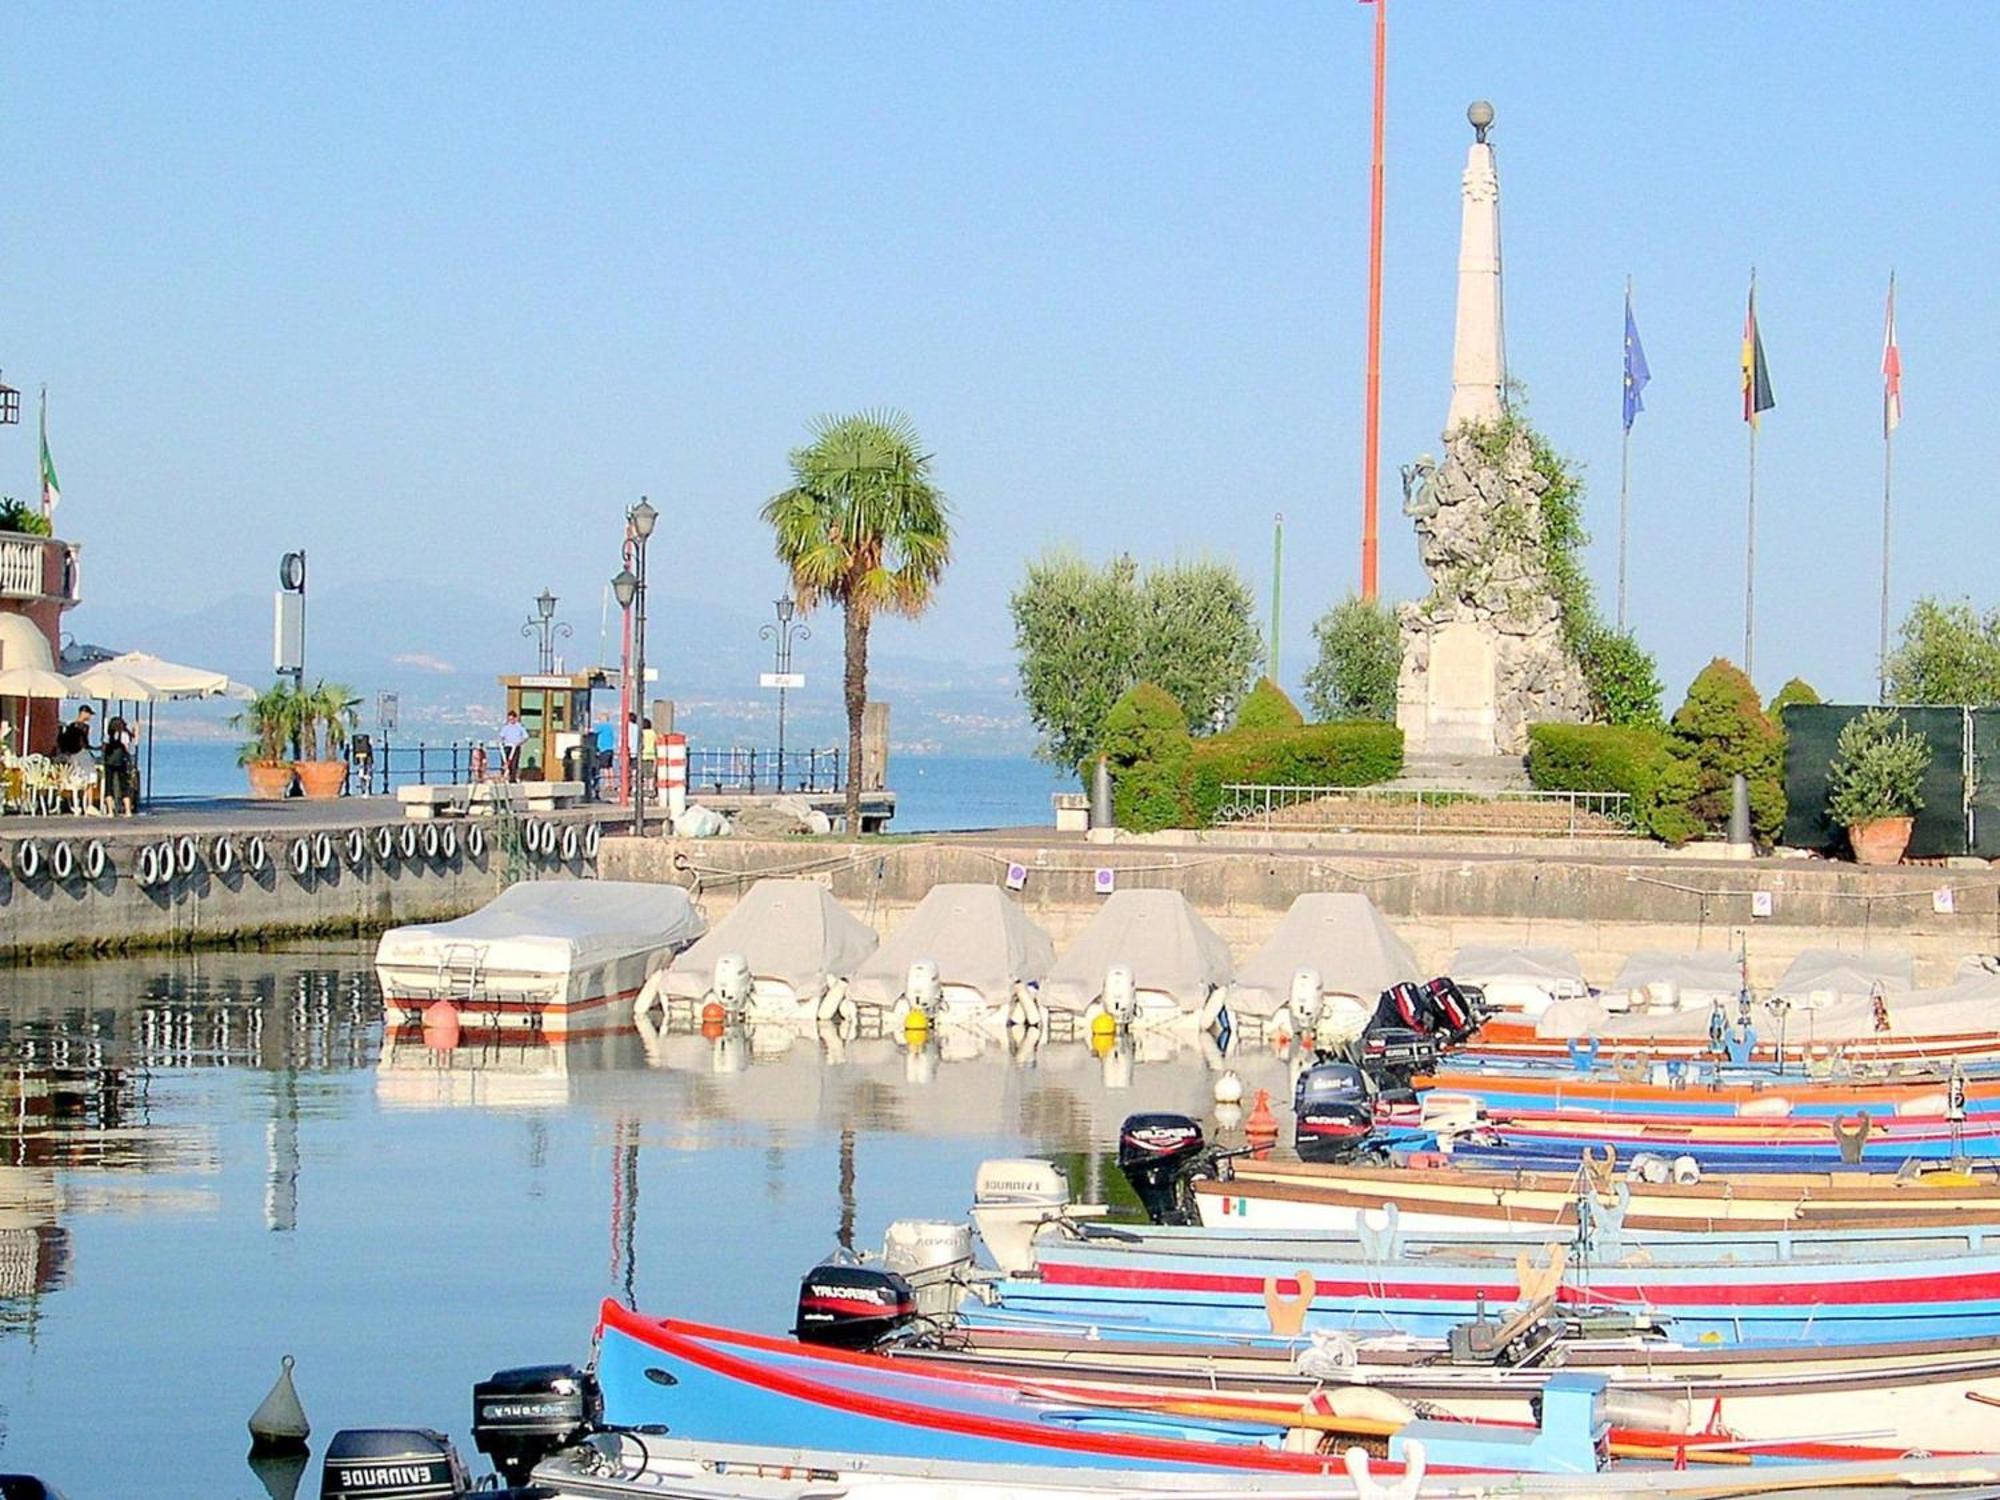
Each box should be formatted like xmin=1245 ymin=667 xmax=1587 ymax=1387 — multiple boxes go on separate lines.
xmin=98 ymin=651 xmax=243 ymax=700
xmin=66 ymin=662 xmax=164 ymax=701
xmin=0 ymin=664 xmax=79 ymax=756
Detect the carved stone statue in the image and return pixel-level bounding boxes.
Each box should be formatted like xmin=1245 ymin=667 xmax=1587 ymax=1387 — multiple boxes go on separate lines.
xmin=1400 ymin=454 xmax=1439 ymax=519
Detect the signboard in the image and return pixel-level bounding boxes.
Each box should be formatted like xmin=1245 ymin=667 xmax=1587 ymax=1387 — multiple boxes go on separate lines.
xmin=376 ymin=691 xmax=399 ymax=732
xmin=519 ymin=674 xmax=577 ymax=689
xmin=273 ymin=592 xmax=303 ymax=673
xmin=760 ymin=672 xmax=805 ymax=690
xmin=1093 ymin=867 xmax=1116 ymax=896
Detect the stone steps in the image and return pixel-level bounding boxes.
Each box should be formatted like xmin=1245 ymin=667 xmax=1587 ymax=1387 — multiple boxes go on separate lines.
xmin=1388 ymin=753 xmax=1532 ymax=793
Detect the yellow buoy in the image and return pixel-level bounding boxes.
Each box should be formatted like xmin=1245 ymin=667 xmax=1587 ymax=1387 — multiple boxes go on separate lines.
xmin=903 ymin=1009 xmax=930 ymax=1037
xmin=1090 ymin=1011 xmax=1118 ymax=1041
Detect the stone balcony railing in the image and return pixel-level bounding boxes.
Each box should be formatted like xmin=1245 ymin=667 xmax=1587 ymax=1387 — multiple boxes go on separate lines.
xmin=0 ymin=535 xmax=81 ymax=605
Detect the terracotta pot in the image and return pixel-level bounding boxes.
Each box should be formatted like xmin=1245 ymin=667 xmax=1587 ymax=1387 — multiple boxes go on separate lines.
xmin=294 ymin=760 xmax=349 ymax=800
xmin=1848 ymin=815 xmax=1915 ymax=866
xmin=245 ymin=761 xmax=293 ymax=800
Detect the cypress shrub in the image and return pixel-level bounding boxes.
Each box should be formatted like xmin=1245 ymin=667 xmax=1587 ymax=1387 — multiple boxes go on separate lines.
xmin=1097 ymin=682 xmax=1194 ymax=832
xmin=1234 ymin=676 xmax=1305 ymax=731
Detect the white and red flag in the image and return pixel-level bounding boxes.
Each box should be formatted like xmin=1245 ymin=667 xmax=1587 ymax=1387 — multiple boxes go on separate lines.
xmin=1882 ymin=273 xmax=1902 ymax=437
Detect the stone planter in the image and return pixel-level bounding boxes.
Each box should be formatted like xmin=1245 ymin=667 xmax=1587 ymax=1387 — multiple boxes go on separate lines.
xmin=294 ymin=760 xmax=349 ymax=800
xmin=1848 ymin=815 xmax=1914 ymax=867
xmin=245 ymin=761 xmax=293 ymax=800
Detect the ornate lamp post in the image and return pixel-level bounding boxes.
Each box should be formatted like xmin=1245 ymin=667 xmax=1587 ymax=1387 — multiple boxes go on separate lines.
xmin=759 ymin=596 xmax=809 ymax=792
xmin=521 ymin=587 xmax=572 ymax=674
xmin=612 ymin=496 xmax=658 ymax=833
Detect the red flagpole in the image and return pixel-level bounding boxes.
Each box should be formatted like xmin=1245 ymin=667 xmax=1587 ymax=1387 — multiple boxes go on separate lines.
xmin=1360 ymin=0 xmax=1386 ymax=602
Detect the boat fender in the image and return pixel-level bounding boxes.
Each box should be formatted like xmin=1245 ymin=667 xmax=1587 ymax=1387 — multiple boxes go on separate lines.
xmin=134 ymin=843 xmax=157 ymax=887
xmin=562 ymin=824 xmax=579 ymax=862
xmin=467 ymin=825 xmax=486 ymax=861
xmin=1306 ymin=1384 xmax=1416 ymax=1428
xmin=212 ymin=835 xmax=237 ymax=874
xmin=537 ymin=819 xmax=555 ymax=856
xmin=177 ymin=835 xmax=199 ymax=876
xmin=1262 ymin=1268 xmax=1317 ymax=1337
xmin=399 ymin=823 xmax=419 ymax=859
xmin=1671 ymin=1154 xmax=1701 ymax=1185
xmin=1344 ymin=1439 xmax=1426 ymax=1500
xmin=375 ymin=825 xmax=396 ymax=862
xmin=83 ymin=839 xmax=107 ymax=881
xmin=50 ymin=840 xmax=75 ymax=882
xmin=1602 ymin=1386 xmax=1693 ymax=1436
xmin=344 ymin=828 xmax=366 ymax=867
xmin=441 ymin=824 xmax=459 ymax=862
xmin=313 ymin=831 xmax=335 ymax=871
xmin=583 ymin=822 xmax=600 ymax=858
xmin=421 ymin=822 xmax=440 ymax=860
xmin=289 ymin=838 xmax=312 ymax=878
xmin=245 ymin=835 xmax=268 ymax=873
xmin=155 ymin=840 xmax=177 ymax=885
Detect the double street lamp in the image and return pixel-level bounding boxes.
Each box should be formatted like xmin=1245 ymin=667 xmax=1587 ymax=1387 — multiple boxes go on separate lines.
xmin=760 ymin=596 xmax=809 ymax=791
xmin=521 ymin=587 xmax=572 ymax=674
xmin=613 ymin=497 xmax=658 ymax=834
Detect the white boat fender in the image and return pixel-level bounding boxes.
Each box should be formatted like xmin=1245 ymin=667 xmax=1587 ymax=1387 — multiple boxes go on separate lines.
xmin=583 ymin=822 xmax=601 ymax=858
xmin=13 ymin=838 xmax=42 ymax=881
xmin=562 ymin=824 xmax=580 ymax=862
xmin=245 ymin=835 xmax=268 ymax=873
xmin=375 ymin=824 xmax=396 ymax=862
xmin=50 ymin=840 xmax=75 ymax=882
xmin=289 ymin=838 xmax=312 ymax=877
xmin=467 ymin=824 xmax=486 ymax=861
xmin=211 ymin=834 xmax=237 ymax=874
xmin=1672 ymin=1154 xmax=1702 ymax=1185
xmin=540 ymin=819 xmax=558 ymax=856
xmin=399 ymin=823 xmax=419 ymax=859
xmin=155 ymin=840 xmax=176 ymax=884
xmin=1214 ymin=1069 xmax=1245 ymax=1106
xmin=343 ymin=828 xmax=366 ymax=866
xmin=421 ymin=822 xmax=440 ymax=860
xmin=313 ymin=832 xmax=335 ymax=871
xmin=134 ymin=843 xmax=158 ymax=888
xmin=441 ymin=824 xmax=459 ymax=862
xmin=83 ymin=839 xmax=107 ymax=881
xmin=177 ymin=835 xmax=199 ymax=876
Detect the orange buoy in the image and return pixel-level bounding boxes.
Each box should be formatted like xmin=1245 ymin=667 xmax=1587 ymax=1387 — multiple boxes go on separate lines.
xmin=699 ymin=1014 xmax=726 ymax=1040
xmin=702 ymin=1000 xmax=726 ymax=1026
xmin=1245 ymin=1087 xmax=1279 ymax=1148
xmin=421 ymin=999 xmax=461 ymax=1051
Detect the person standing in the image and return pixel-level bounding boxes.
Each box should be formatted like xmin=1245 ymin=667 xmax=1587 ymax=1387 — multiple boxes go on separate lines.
xmin=102 ymin=716 xmax=136 ymax=816
xmin=498 ymin=709 xmax=529 ymax=782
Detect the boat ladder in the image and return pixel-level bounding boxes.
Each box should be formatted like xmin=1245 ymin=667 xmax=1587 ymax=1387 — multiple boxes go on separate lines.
xmin=435 ymin=942 xmax=489 ymax=1001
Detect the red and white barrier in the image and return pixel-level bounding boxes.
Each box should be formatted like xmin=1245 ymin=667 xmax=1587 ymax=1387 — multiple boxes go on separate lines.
xmin=659 ymin=733 xmax=687 ymax=825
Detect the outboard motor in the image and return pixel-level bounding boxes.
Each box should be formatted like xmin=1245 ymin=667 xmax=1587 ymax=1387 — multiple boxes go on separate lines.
xmin=1422 ymin=977 xmax=1482 ymax=1043
xmin=1288 ymin=968 xmax=1324 ymax=1031
xmin=1117 ymin=1112 xmax=1211 ymax=1225
xmin=1292 ymin=1061 xmax=1378 ymax=1164
xmin=320 ymin=1429 xmax=470 ymax=1500
xmin=1360 ymin=1025 xmax=1439 ymax=1096
xmin=1101 ymin=965 xmax=1139 ymax=1028
xmin=1377 ymin=981 xmax=1433 ymax=1035
xmin=904 ymin=959 xmax=943 ymax=1018
xmin=794 ymin=1262 xmax=917 ymax=1349
xmin=712 ymin=953 xmax=754 ymax=1015
xmin=470 ymin=1363 xmax=602 ymax=1489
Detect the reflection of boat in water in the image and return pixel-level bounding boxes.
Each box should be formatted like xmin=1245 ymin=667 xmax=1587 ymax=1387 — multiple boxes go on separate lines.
xmin=375 ymin=882 xmax=704 ymax=1041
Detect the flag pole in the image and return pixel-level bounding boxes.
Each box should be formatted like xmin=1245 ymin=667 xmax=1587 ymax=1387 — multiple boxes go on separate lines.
xmin=1270 ymin=511 xmax=1284 ymax=684
xmin=1618 ymin=276 xmax=1631 ymax=632
xmin=1359 ymin=0 xmax=1386 ymax=602
xmin=1878 ymin=269 xmax=1896 ymax=704
xmin=1743 ymin=268 xmax=1758 ymax=683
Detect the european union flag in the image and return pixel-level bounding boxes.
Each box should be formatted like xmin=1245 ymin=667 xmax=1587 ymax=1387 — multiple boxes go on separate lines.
xmin=1623 ymin=286 xmax=1651 ymax=433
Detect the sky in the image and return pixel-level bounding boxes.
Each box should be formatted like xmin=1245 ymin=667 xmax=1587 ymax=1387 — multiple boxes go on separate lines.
xmin=2 ymin=2 xmax=1995 ymax=721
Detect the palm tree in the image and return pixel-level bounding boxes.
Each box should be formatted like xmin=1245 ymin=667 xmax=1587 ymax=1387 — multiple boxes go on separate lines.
xmin=762 ymin=410 xmax=950 ymax=833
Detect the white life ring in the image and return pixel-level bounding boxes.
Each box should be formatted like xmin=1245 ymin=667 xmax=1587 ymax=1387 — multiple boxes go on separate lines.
xmin=313 ymin=831 xmax=335 ymax=870
xmin=245 ymin=835 xmax=268 ymax=873
xmin=135 ymin=843 xmax=158 ymax=887
xmin=289 ymin=837 xmax=312 ymax=877
xmin=83 ymin=840 xmax=107 ymax=881
xmin=375 ymin=825 xmax=396 ymax=861
xmin=584 ymin=823 xmax=601 ymax=858
xmin=399 ymin=823 xmax=419 ymax=859
xmin=50 ymin=840 xmax=75 ymax=881
xmin=467 ymin=825 xmax=486 ymax=860
xmin=211 ymin=835 xmax=237 ymax=873
xmin=176 ymin=835 xmax=199 ymax=876
xmin=345 ymin=828 xmax=366 ymax=866
xmin=16 ymin=838 xmax=44 ymax=882
xmin=561 ymin=824 xmax=580 ymax=862
xmin=155 ymin=841 xmax=176 ymax=884
xmin=441 ymin=825 xmax=459 ymax=862
xmin=422 ymin=822 xmax=441 ymax=860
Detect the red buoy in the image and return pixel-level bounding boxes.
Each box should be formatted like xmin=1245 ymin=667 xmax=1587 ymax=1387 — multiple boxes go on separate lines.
xmin=422 ymin=999 xmax=461 ymax=1051
xmin=702 ymin=1000 xmax=726 ymax=1026
xmin=1245 ymin=1088 xmax=1279 ymax=1150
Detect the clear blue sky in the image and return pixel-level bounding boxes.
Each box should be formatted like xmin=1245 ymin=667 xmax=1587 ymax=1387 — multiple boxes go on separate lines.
xmin=2 ymin=3 xmax=1993 ymax=710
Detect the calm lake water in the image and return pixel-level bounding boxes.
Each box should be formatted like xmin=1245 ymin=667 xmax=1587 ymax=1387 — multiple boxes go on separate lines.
xmin=0 ymin=943 xmax=1293 ymax=1498
xmin=140 ymin=743 xmax=1073 ymax=833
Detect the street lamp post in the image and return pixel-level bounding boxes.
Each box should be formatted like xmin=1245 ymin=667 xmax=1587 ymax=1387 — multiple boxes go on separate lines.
xmin=759 ymin=596 xmax=809 ymax=792
xmin=612 ymin=496 xmax=658 ymax=834
xmin=521 ymin=587 xmax=573 ymax=675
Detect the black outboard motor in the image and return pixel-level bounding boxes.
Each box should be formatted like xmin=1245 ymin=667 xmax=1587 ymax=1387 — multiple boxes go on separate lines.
xmin=471 ymin=1363 xmax=601 ymax=1489
xmin=1421 ymin=976 xmax=1483 ymax=1044
xmin=794 ymin=1262 xmax=917 ymax=1349
xmin=320 ymin=1429 xmax=470 ymax=1499
xmin=1360 ymin=1025 xmax=1439 ymax=1095
xmin=1293 ymin=1062 xmax=1378 ymax=1164
xmin=0 ymin=1481 xmax=68 ymax=1500
xmin=1116 ymin=1113 xmax=1212 ymax=1225
xmin=1376 ymin=981 xmax=1433 ymax=1035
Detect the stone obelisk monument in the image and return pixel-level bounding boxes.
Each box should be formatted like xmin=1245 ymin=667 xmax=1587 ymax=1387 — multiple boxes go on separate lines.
xmin=1395 ymin=102 xmax=1589 ymax=760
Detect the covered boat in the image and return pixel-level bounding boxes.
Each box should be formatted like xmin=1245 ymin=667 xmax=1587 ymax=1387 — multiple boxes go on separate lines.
xmin=1605 ymin=950 xmax=1742 ymax=1012
xmin=645 ymin=878 xmax=878 ymax=1024
xmin=1771 ymin=947 xmax=1914 ymax=1007
xmin=848 ymin=883 xmax=1056 ymax=1027
xmin=1040 ymin=891 xmax=1232 ymax=1028
xmin=1449 ymin=945 xmax=1587 ymax=1018
xmin=1228 ymin=894 xmax=1420 ymax=1041
xmin=374 ymin=880 xmax=703 ymax=1040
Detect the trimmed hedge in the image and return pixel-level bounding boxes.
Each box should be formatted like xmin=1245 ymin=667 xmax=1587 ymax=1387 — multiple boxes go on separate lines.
xmin=1189 ymin=722 xmax=1403 ymax=823
xmin=1235 ymin=676 xmax=1305 ymax=731
xmin=1526 ymin=723 xmax=1688 ymax=841
xmin=1096 ymin=682 xmax=1195 ymax=832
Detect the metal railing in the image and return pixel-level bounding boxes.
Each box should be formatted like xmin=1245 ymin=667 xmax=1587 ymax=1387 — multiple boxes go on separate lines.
xmin=687 ymin=746 xmax=844 ymax=794
xmin=356 ymin=739 xmax=480 ymax=795
xmin=1214 ymin=783 xmax=1635 ymax=837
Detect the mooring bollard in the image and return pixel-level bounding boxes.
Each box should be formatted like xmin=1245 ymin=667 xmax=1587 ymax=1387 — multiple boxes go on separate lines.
xmin=1090 ymin=754 xmax=1113 ymax=830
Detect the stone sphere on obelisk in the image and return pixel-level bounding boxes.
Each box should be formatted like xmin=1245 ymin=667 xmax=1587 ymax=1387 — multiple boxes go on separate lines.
xmin=1445 ymin=100 xmax=1507 ymax=434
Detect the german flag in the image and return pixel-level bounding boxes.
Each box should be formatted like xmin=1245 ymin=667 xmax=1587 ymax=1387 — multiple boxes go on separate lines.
xmin=1742 ymin=277 xmax=1775 ymax=427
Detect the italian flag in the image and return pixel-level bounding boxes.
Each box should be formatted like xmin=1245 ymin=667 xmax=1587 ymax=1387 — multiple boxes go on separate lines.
xmin=39 ymin=388 xmax=60 ymax=516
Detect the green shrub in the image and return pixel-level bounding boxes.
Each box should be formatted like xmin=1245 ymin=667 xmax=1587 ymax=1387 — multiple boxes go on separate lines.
xmin=1097 ymin=682 xmax=1194 ymax=832
xmin=0 ymin=497 xmax=51 ymax=537
xmin=1654 ymin=658 xmax=1785 ymax=843
xmin=1526 ymin=722 xmax=1681 ymax=838
xmin=1767 ymin=677 xmax=1821 ymax=717
xmin=1304 ymin=596 xmax=1401 ymax=722
xmin=1235 ymin=676 xmax=1304 ymax=731
xmin=1826 ymin=707 xmax=1932 ymax=827
xmin=1576 ymin=627 xmax=1663 ymax=726
xmin=1188 ymin=722 xmax=1402 ymax=823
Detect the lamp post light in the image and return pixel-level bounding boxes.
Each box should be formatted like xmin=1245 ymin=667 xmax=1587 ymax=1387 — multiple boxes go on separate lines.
xmin=521 ymin=587 xmax=573 ymax=675
xmin=613 ymin=495 xmax=658 ymax=834
xmin=759 ymin=596 xmax=809 ymax=792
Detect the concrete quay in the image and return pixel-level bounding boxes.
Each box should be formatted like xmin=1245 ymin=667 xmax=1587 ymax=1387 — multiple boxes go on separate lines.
xmin=603 ymin=831 xmax=2000 ymax=988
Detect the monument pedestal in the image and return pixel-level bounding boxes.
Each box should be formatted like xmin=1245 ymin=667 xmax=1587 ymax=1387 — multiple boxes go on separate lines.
xmin=1398 ymin=619 xmax=1498 ymax=757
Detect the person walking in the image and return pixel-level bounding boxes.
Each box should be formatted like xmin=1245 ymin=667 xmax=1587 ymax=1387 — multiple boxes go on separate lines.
xmin=498 ymin=709 xmax=529 ymax=782
xmin=102 ymin=716 xmax=137 ymax=816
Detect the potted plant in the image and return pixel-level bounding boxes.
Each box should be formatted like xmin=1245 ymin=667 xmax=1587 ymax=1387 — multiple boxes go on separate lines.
xmin=233 ymin=683 xmax=299 ymax=799
xmin=0 ymin=496 xmax=51 ymax=537
xmin=294 ymin=680 xmax=359 ymax=799
xmin=1826 ymin=707 xmax=1932 ymax=866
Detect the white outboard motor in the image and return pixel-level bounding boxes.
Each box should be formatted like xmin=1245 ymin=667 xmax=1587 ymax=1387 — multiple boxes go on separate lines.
xmin=712 ymin=953 xmax=753 ymax=1016
xmin=1102 ymin=964 xmax=1138 ymax=1027
xmin=1290 ymin=967 xmax=1325 ymax=1030
xmin=881 ymin=1219 xmax=975 ymax=1322
xmin=904 ymin=959 xmax=944 ymax=1018
xmin=970 ymin=1158 xmax=1101 ymax=1273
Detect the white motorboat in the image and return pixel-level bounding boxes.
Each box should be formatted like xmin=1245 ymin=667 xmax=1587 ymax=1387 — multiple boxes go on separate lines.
xmin=848 ymin=882 xmax=1056 ymax=1029
xmin=642 ymin=878 xmax=878 ymax=1025
xmin=1040 ymin=890 xmax=1232 ymax=1031
xmin=1228 ymin=893 xmax=1421 ymax=1043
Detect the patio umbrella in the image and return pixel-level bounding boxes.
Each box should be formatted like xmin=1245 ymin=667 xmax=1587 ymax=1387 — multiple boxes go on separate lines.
xmin=66 ymin=662 xmax=163 ymax=701
xmin=84 ymin=651 xmax=258 ymax=802
xmin=0 ymin=664 xmax=78 ymax=754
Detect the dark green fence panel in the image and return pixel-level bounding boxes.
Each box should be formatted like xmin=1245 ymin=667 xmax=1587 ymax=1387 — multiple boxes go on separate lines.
xmin=1971 ymin=710 xmax=2000 ymax=858
xmin=1782 ymin=704 xmax=1966 ymax=857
